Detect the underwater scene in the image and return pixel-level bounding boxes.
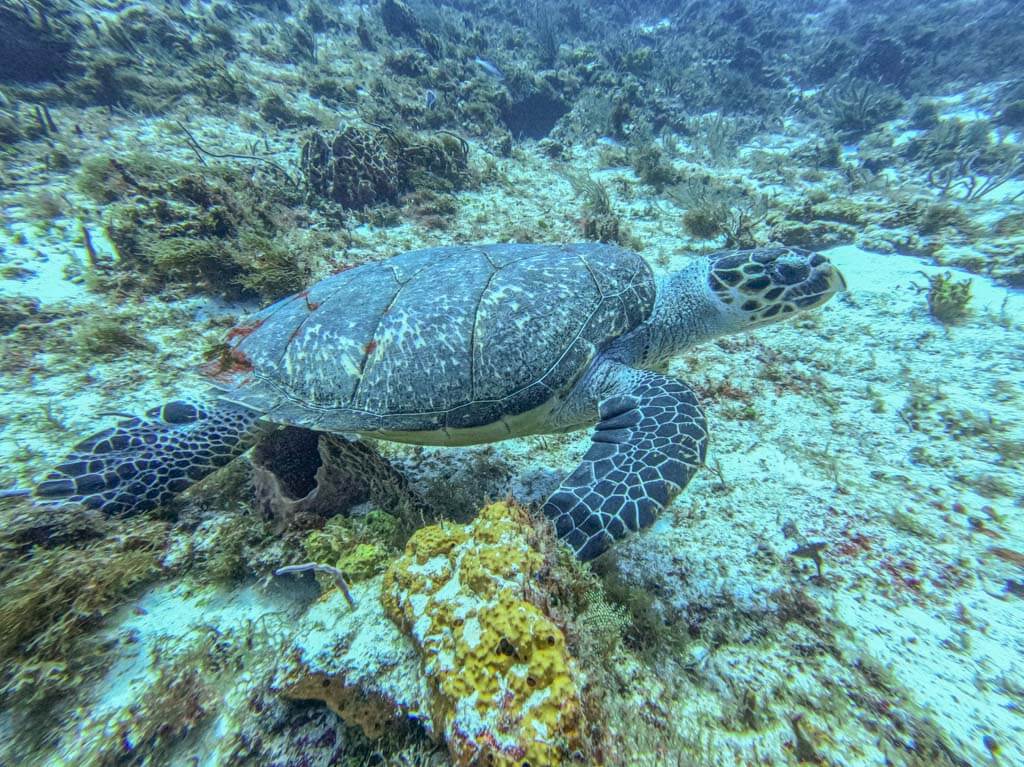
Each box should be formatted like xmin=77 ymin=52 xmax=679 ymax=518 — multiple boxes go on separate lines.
xmin=1 ymin=0 xmax=1023 ymax=765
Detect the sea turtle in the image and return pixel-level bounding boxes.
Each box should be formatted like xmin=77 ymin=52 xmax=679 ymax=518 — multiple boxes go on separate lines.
xmin=34 ymin=243 xmax=845 ymax=560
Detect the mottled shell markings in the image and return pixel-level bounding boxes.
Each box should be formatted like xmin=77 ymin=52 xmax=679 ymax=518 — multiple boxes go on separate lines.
xmin=224 ymin=244 xmax=657 ymax=438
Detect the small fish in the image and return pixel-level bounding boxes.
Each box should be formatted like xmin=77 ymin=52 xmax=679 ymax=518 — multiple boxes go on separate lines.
xmin=473 ymin=56 xmax=505 ymax=81
xmin=424 ymin=89 xmax=437 ymax=109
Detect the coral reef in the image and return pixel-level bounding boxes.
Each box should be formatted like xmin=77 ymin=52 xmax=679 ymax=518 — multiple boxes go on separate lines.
xmin=382 ymin=501 xmax=582 ymax=767
xmin=3 ymin=0 xmax=1024 ymax=764
xmin=301 ymin=125 xmax=470 ymax=209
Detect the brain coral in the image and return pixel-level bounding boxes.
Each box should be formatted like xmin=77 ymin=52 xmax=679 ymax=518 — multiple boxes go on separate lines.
xmin=301 ymin=126 xmax=401 ymax=209
xmin=382 ymin=501 xmax=582 ymax=767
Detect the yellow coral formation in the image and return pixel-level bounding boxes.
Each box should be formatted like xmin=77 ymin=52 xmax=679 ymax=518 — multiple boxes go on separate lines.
xmin=382 ymin=501 xmax=581 ymax=767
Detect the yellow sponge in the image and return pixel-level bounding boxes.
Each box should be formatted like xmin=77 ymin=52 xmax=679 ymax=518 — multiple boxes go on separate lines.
xmin=382 ymin=501 xmax=581 ymax=766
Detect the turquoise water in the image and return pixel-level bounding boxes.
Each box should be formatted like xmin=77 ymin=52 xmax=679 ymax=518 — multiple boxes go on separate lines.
xmin=1 ymin=1 xmax=1022 ymax=765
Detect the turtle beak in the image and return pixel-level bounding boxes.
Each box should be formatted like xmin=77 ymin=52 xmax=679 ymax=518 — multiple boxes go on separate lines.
xmin=789 ymin=257 xmax=846 ymax=310
xmin=832 ymin=265 xmax=848 ymax=293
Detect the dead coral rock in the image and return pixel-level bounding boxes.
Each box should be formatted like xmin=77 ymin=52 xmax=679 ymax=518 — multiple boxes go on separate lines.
xmin=770 ymin=219 xmax=857 ymax=251
xmin=981 ymin=241 xmax=1024 ymax=288
xmin=285 ymin=671 xmax=408 ymax=739
xmin=274 ymin=578 xmax=432 ymax=740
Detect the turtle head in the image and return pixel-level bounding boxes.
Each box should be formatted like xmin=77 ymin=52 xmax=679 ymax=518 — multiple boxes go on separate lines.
xmin=620 ymin=246 xmax=845 ymax=368
xmin=707 ymin=247 xmax=846 ymax=331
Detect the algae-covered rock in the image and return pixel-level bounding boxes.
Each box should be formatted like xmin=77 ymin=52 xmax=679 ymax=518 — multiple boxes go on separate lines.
xmin=0 ymin=517 xmax=167 ymax=706
xmin=303 ymin=512 xmax=398 ymax=583
xmin=918 ymin=270 xmax=973 ymax=324
xmin=301 ymin=126 xmax=403 ymax=209
xmin=0 ymin=296 xmax=39 ymax=333
xmin=380 ymin=0 xmax=420 ymax=40
xmin=770 ymin=219 xmax=857 ymax=250
xmin=279 ymin=501 xmax=584 ymax=765
xmin=383 ymin=501 xmax=582 ymax=767
xmin=76 ymin=152 xmax=310 ymax=301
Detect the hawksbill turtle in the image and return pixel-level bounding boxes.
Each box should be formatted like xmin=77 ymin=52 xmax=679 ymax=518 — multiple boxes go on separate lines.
xmin=34 ymin=243 xmax=845 ymax=560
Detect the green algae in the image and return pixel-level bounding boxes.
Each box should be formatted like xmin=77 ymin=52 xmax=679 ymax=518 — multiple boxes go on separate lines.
xmin=303 ymin=511 xmax=400 ymax=584
xmin=0 ymin=516 xmax=167 ymax=707
xmin=74 ymin=317 xmax=156 ymax=357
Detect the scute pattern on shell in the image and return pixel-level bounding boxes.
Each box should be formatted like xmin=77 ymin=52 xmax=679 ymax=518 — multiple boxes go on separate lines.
xmin=221 ymin=243 xmax=656 ymax=436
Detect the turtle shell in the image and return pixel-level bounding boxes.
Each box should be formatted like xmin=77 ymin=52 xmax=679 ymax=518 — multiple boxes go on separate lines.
xmin=218 ymin=243 xmax=655 ymax=444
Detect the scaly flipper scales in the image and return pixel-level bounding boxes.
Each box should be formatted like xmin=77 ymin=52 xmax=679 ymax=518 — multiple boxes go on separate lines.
xmin=34 ymin=399 xmax=261 ymax=515
xmin=543 ymin=365 xmax=708 ymax=560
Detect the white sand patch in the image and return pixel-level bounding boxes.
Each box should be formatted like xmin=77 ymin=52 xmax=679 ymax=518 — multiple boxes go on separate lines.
xmin=524 ymin=243 xmax=1024 ymax=763
xmin=819 ymin=245 xmax=1024 ymax=761
xmin=0 ymin=215 xmax=92 ymax=305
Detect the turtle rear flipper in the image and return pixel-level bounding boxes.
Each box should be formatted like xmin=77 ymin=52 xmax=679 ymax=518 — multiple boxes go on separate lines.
xmin=34 ymin=399 xmax=261 ymax=516
xmin=543 ymin=366 xmax=708 ymax=561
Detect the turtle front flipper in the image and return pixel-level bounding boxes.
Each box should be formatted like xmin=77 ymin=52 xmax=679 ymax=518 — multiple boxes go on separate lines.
xmin=34 ymin=399 xmax=262 ymax=516
xmin=543 ymin=366 xmax=708 ymax=561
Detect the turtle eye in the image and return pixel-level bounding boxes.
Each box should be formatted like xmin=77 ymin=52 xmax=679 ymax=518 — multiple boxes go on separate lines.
xmin=770 ymin=258 xmax=810 ymax=285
